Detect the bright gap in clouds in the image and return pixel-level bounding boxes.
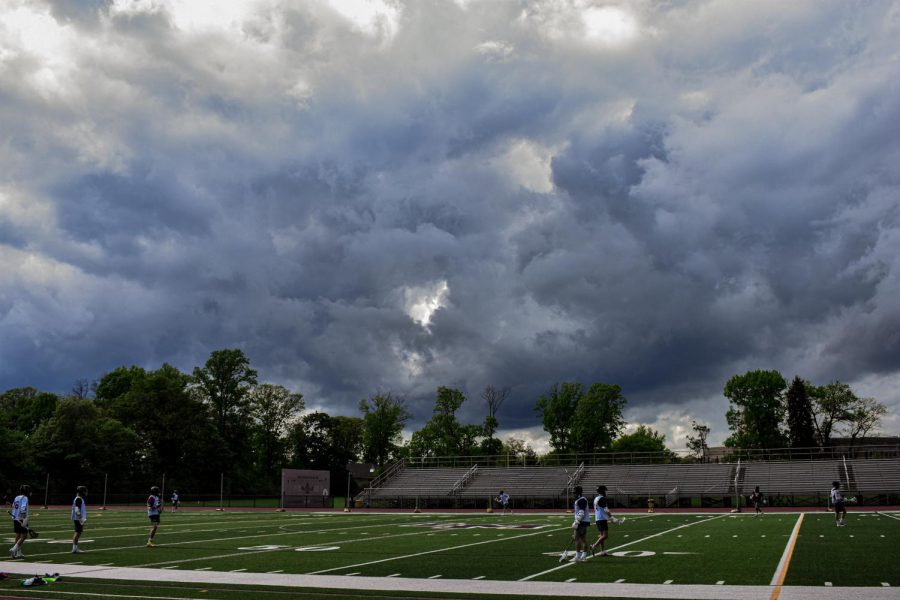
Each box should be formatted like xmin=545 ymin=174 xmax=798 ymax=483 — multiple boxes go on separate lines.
xmin=403 ymin=280 xmax=449 ymax=328
xmin=582 ymin=6 xmax=638 ymax=46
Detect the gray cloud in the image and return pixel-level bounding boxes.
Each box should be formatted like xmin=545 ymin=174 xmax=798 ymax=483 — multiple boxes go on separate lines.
xmin=2 ymin=0 xmax=899 ymax=445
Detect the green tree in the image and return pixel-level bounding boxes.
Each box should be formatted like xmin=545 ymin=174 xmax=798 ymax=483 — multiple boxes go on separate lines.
xmin=408 ymin=387 xmax=482 ymax=458
xmin=192 ymin=348 xmax=258 ymax=437
xmin=480 ymin=385 xmax=509 ymax=456
xmin=359 ymin=393 xmax=409 ymax=469
xmin=192 ymin=349 xmax=258 ymax=484
xmin=785 ymin=377 xmax=816 ymax=448
xmin=0 ymin=387 xmax=60 ymax=435
xmin=612 ymin=425 xmax=673 ymax=457
xmin=570 ymin=383 xmax=627 ymax=453
xmin=96 ymin=363 xmax=226 ymax=491
xmin=724 ymin=370 xmax=787 ymax=450
xmin=844 ymin=397 xmax=887 ymax=452
xmin=810 ymin=381 xmax=857 ymax=447
xmin=685 ymin=420 xmax=711 ymax=461
xmin=288 ymin=413 xmax=362 ymax=471
xmin=30 ymin=398 xmax=141 ymax=492
xmin=501 ymin=436 xmax=537 ymax=461
xmin=249 ymin=384 xmax=304 ymax=484
xmin=535 ymin=382 xmax=582 ymax=453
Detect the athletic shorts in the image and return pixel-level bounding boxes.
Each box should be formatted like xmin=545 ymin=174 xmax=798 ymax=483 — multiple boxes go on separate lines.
xmin=834 ymin=501 xmax=845 ymax=513
xmin=73 ymin=520 xmax=84 ymax=533
xmin=149 ymin=514 xmax=161 ymax=524
xmin=575 ymin=522 xmax=589 ymax=537
xmin=596 ymin=520 xmax=609 ymax=533
xmin=13 ymin=520 xmax=27 ymax=534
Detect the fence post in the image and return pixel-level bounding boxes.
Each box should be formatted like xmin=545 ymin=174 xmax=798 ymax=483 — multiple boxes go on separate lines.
xmin=43 ymin=473 xmax=50 ymax=509
xmin=101 ymin=473 xmax=108 ymax=510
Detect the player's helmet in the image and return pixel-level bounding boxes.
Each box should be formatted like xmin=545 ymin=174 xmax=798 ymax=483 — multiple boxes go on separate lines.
xmin=574 ymin=485 xmax=583 ymax=496
xmin=77 ymin=485 xmax=88 ymax=497
xmin=20 ymin=484 xmax=31 ymax=496
xmin=832 ymin=481 xmax=840 ymax=488
xmin=597 ymin=485 xmax=607 ymax=494
xmin=151 ymin=486 xmax=161 ymax=495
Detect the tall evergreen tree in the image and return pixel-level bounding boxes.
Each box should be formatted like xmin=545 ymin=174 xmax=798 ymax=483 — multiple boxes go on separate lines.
xmin=785 ymin=377 xmax=816 ymax=448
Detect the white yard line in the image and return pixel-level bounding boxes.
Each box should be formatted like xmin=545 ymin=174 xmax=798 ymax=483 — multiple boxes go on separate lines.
xmin=305 ymin=526 xmax=572 ymax=575
xmin=136 ymin=519 xmax=503 ymax=569
xmin=25 ymin=516 xmax=420 ymax=560
xmin=877 ymin=511 xmax=900 ymax=522
xmin=519 ymin=514 xmax=725 ymax=581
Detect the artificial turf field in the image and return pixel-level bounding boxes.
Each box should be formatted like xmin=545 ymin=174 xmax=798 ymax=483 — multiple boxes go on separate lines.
xmin=1 ymin=509 xmax=899 ymax=599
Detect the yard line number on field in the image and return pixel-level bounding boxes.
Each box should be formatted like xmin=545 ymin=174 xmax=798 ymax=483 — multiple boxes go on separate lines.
xmin=519 ymin=514 xmax=726 ymax=582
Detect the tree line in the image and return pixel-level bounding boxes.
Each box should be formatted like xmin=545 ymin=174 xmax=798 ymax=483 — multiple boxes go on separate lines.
xmin=686 ymin=369 xmax=889 ymax=459
xmin=0 ymin=354 xmax=889 ymax=499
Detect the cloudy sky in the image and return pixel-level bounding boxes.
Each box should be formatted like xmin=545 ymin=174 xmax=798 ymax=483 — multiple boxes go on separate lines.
xmin=2 ymin=0 xmax=899 ymax=450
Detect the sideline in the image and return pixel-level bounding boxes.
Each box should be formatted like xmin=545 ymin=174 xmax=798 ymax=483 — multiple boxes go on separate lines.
xmin=0 ymin=561 xmax=896 ymax=600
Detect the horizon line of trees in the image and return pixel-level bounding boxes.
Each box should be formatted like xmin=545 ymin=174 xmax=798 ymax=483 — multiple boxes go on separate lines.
xmin=1 ymin=354 xmax=891 ymax=498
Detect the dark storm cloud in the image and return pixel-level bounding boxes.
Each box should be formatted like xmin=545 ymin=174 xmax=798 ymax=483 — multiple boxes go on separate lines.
xmin=2 ymin=0 xmax=899 ymax=445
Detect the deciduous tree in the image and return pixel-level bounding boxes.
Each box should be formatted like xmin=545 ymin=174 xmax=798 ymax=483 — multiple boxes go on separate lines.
xmin=724 ymin=370 xmax=787 ymax=450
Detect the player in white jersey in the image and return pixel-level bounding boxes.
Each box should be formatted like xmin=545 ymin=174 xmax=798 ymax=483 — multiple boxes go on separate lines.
xmin=570 ymin=485 xmax=591 ymax=562
xmin=830 ymin=481 xmax=846 ymax=527
xmin=590 ymin=485 xmax=616 ymax=557
xmin=71 ymin=486 xmax=88 ymax=553
xmin=497 ymin=491 xmax=510 ymax=515
xmin=9 ymin=484 xmax=31 ymax=559
xmin=171 ymin=490 xmax=180 ymax=511
xmin=147 ymin=485 xmax=162 ymax=546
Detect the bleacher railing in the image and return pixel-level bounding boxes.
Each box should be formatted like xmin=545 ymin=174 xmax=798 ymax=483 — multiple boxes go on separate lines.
xmin=398 ymin=444 xmax=899 ymax=469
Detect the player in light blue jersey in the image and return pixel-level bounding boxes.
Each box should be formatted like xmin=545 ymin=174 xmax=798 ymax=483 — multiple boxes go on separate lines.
xmin=590 ymin=485 xmax=616 ymax=557
xmin=570 ymin=485 xmax=591 ymax=562
xmin=497 ymin=491 xmax=510 ymax=515
xmin=72 ymin=486 xmax=88 ymax=553
xmin=147 ymin=485 xmax=162 ymax=546
xmin=9 ymin=484 xmax=31 ymax=559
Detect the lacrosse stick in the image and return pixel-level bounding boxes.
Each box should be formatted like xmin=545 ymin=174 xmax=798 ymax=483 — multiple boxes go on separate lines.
xmin=558 ymin=534 xmax=575 ymax=562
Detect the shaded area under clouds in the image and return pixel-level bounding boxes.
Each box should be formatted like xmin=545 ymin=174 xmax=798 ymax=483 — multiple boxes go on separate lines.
xmin=2 ymin=0 xmax=899 ymax=446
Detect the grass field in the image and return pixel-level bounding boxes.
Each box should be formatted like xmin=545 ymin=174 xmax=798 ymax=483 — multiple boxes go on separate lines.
xmin=1 ymin=508 xmax=898 ymax=599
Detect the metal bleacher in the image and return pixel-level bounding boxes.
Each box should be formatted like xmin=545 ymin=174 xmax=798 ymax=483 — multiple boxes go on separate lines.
xmin=363 ymin=455 xmax=900 ymax=508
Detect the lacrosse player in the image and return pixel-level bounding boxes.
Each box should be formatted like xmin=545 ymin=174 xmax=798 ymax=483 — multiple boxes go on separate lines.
xmin=590 ymin=485 xmax=616 ymax=556
xmin=497 ymin=490 xmax=510 ymax=514
xmin=830 ymin=481 xmax=847 ymax=527
xmin=750 ymin=486 xmax=764 ymax=517
xmin=171 ymin=490 xmax=180 ymax=511
xmin=9 ymin=484 xmax=31 ymax=559
xmin=570 ymin=485 xmax=591 ymax=562
xmin=147 ymin=485 xmax=162 ymax=546
xmin=72 ymin=486 xmax=88 ymax=553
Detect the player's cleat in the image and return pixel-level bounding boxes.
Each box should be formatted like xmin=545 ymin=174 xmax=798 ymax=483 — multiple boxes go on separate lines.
xmin=589 ymin=545 xmax=595 ymax=557
xmin=15 ymin=550 xmax=24 ymax=558
xmin=146 ymin=541 xmax=157 ymax=547
xmin=71 ymin=548 xmax=81 ymax=554
xmin=599 ymin=550 xmax=608 ymax=556
xmin=8 ymin=547 xmax=15 ymax=558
